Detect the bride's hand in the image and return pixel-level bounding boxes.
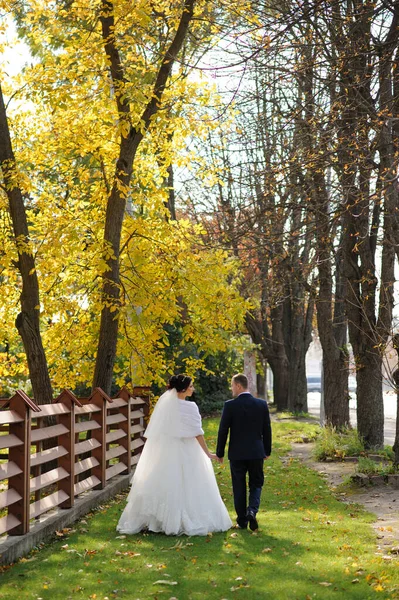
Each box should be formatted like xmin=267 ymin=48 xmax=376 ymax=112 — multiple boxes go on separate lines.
xmin=208 ymin=453 xmax=217 ymax=460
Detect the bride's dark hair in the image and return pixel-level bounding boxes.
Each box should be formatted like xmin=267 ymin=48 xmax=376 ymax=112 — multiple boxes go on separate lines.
xmin=168 ymin=374 xmax=192 ymax=392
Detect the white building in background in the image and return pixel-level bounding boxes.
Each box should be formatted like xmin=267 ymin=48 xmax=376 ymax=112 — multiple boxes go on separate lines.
xmin=306 ymin=338 xmax=323 ymax=377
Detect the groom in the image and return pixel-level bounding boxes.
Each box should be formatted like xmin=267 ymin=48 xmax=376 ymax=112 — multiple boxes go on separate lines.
xmin=216 ymin=373 xmax=272 ymax=531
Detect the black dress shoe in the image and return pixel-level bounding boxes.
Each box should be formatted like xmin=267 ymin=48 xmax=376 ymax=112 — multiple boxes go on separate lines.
xmin=236 ymin=521 xmax=248 ymax=529
xmin=246 ymin=511 xmax=258 ymax=531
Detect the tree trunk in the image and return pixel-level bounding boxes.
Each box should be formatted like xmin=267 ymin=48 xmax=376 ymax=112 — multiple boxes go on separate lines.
xmin=0 ymin=84 xmax=53 ymax=404
xmin=270 ymin=303 xmax=289 ymax=411
xmin=286 ymin=315 xmax=308 ymax=413
xmin=356 ymin=353 xmax=384 ymax=448
xmin=392 ymin=336 xmax=399 ymax=466
xmin=323 ymin=350 xmax=349 ymax=428
xmin=314 ymin=172 xmax=350 ymax=428
xmin=286 ymin=285 xmax=313 ymax=413
xmin=245 ymin=308 xmax=289 ymax=411
xmin=290 ymin=359 xmax=308 ymax=414
xmin=268 ymin=355 xmax=289 ymax=412
xmin=257 ymin=356 xmax=267 ymax=399
xmin=93 ymin=0 xmax=196 ymax=393
xmin=393 ymin=381 xmax=399 ymax=467
xmin=165 ymin=163 xmax=177 ymax=220
xmin=333 ymin=1 xmax=387 ymax=447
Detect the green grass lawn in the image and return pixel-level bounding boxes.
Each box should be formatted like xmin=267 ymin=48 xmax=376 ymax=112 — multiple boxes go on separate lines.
xmin=0 ymin=419 xmax=398 ymax=600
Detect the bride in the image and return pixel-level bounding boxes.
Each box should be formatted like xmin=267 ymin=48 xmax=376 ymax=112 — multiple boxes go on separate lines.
xmin=117 ymin=374 xmax=232 ymax=536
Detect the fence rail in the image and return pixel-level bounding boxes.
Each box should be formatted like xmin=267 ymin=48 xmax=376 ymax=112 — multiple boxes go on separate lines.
xmin=0 ymin=386 xmax=150 ymax=537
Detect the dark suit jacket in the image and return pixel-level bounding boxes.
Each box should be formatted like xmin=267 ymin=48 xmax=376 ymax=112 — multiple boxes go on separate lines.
xmin=216 ymin=393 xmax=272 ymax=460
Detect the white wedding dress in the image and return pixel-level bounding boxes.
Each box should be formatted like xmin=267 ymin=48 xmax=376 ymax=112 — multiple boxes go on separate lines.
xmin=117 ymin=389 xmax=232 ymax=536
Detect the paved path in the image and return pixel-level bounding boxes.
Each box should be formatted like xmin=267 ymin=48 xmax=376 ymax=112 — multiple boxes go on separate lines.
xmin=286 ymin=441 xmax=399 ymax=556
xmin=307 ymin=392 xmax=397 ymax=446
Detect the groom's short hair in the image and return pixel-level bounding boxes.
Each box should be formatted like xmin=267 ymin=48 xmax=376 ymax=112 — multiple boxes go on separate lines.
xmin=232 ymin=373 xmax=248 ymax=389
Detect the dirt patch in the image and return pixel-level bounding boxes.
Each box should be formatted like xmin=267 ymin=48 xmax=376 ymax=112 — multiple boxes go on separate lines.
xmin=285 ymin=442 xmax=399 ymax=557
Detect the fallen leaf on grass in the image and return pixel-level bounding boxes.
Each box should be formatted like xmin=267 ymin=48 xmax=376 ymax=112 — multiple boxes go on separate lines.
xmin=230 ymin=585 xmax=250 ymax=592
xmin=351 ymin=579 xmax=360 ymax=584
xmin=152 ymin=580 xmax=178 ymax=586
xmin=262 ymin=548 xmax=272 ymax=553
xmin=66 ymin=549 xmax=83 ymax=556
xmin=165 ymin=540 xmax=192 ymax=551
xmin=319 ymin=582 xmax=332 ymax=586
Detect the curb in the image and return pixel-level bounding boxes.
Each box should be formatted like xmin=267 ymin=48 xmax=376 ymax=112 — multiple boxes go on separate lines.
xmin=0 ymin=473 xmax=131 ymax=566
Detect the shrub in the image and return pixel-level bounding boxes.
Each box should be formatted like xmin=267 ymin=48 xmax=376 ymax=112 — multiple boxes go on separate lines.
xmin=313 ymin=426 xmax=365 ymax=460
xmin=371 ymin=446 xmax=395 ymax=461
xmin=356 ymin=457 xmax=395 ymax=476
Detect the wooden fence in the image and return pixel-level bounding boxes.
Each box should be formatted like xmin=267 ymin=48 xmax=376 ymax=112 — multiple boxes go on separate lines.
xmin=0 ymin=386 xmax=150 ymax=537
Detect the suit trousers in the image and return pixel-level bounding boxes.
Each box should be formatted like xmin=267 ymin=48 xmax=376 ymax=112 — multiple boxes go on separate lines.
xmin=230 ymin=459 xmax=264 ymax=526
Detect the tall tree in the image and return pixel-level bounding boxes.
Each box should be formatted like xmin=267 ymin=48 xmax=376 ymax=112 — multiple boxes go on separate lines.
xmin=93 ymin=0 xmax=197 ymax=394
xmin=331 ymin=0 xmax=397 ymax=447
xmin=0 ymin=84 xmax=53 ymax=404
xmin=0 ymin=1 xmax=247 ymax=395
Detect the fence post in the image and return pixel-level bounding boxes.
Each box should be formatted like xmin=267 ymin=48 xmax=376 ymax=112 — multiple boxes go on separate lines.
xmin=132 ymin=386 xmax=151 ymax=421
xmin=115 ymin=387 xmax=132 ymax=473
xmin=7 ymin=390 xmax=40 ymax=535
xmin=55 ymin=389 xmax=82 ymax=508
xmin=90 ymin=388 xmax=110 ymax=489
xmin=131 ymin=386 xmax=151 ymax=464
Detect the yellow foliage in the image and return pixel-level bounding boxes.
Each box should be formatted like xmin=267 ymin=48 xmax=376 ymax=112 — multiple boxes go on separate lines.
xmin=0 ymin=0 xmax=248 ymax=391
